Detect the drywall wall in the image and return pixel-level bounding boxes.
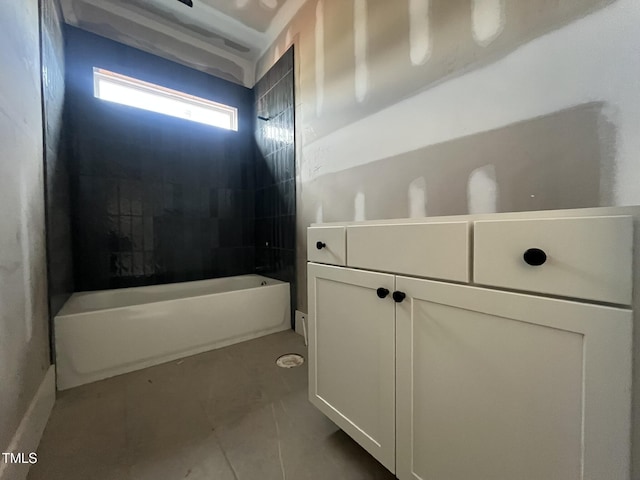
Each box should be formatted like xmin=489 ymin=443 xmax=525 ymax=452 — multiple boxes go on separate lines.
xmin=257 ymin=0 xmax=640 ymax=308
xmin=59 ymin=0 xmax=309 ymax=86
xmin=0 ymin=0 xmax=51 ymax=460
xmin=256 ymin=0 xmax=640 ymax=475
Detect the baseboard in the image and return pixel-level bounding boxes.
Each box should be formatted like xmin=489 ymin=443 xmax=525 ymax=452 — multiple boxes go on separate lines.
xmin=294 ymin=310 xmax=308 ymax=345
xmin=294 ymin=310 xmax=307 ymax=336
xmin=0 ymin=366 xmax=55 ymax=480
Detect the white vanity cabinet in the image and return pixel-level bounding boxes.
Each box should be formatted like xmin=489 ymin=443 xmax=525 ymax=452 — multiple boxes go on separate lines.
xmin=395 ymin=277 xmax=632 ymax=480
xmin=307 ymin=263 xmax=396 ymax=472
xmin=308 ymin=209 xmax=635 ymax=480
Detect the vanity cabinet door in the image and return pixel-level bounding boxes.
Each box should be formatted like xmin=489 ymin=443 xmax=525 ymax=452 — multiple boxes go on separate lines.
xmin=308 ymin=263 xmax=396 ymax=472
xmin=395 ymin=276 xmax=632 ymax=480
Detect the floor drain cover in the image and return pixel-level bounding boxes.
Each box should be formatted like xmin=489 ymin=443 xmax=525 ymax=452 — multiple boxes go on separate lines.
xmin=276 ymin=353 xmax=305 ymax=368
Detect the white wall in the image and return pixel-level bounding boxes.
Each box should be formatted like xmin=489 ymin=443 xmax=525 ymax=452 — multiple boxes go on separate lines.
xmin=0 ymin=0 xmax=52 ymax=457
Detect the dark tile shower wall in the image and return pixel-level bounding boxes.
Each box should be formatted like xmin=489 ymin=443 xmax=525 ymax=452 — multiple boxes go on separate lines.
xmin=64 ymin=27 xmax=255 ymax=291
xmin=254 ymin=47 xmax=296 ymax=321
xmin=41 ymin=0 xmax=73 ymax=316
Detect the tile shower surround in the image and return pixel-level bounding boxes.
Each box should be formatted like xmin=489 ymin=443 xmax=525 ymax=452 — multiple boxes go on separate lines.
xmin=254 ymin=48 xmax=296 ymax=321
xmin=65 ymin=27 xmax=256 ymax=291
xmin=41 ymin=0 xmax=73 ymax=317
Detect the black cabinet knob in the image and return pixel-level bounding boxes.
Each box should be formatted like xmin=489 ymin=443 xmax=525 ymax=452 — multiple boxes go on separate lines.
xmin=392 ymin=291 xmax=407 ymax=303
xmin=316 ymin=241 xmax=326 ymax=250
xmin=523 ymin=248 xmax=547 ymax=266
xmin=376 ymin=288 xmax=390 ymax=299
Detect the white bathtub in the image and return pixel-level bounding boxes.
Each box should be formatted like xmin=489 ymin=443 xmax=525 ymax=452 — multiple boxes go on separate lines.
xmin=54 ymin=275 xmax=291 ymax=390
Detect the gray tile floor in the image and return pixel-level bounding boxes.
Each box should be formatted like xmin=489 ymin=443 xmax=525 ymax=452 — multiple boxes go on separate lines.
xmin=29 ymin=330 xmax=395 ymax=480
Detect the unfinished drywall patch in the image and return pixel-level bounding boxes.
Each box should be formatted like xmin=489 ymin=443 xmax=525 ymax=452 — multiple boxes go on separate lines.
xmin=123 ymin=0 xmax=253 ymax=55
xmin=285 ymin=26 xmax=293 ymax=46
xmin=354 ymin=0 xmax=369 ymax=103
xmin=315 ymin=0 xmax=324 ymax=115
xmin=256 ymin=0 xmax=617 ymax=145
xmin=301 ymin=0 xmax=640 ymax=206
xmin=78 ymin=24 xmax=244 ymax=84
xmin=596 ymin=105 xmax=618 ymax=207
xmin=68 ymin=0 xmax=251 ymax=85
xmin=409 ymin=0 xmax=431 ymax=65
xmin=306 ymin=104 xmax=611 ymax=223
xmin=19 ymin=184 xmax=34 ymax=342
xmin=472 ymin=0 xmax=505 ymax=46
xmin=468 ymin=165 xmax=499 ymax=214
xmin=315 ymin=203 xmax=324 ymax=223
xmin=354 ymin=191 xmax=366 ymax=221
xmin=409 ymin=177 xmax=428 ymax=218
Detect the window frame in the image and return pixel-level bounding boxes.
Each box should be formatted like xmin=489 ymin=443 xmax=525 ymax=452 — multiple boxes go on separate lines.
xmin=93 ymin=67 xmax=239 ymax=131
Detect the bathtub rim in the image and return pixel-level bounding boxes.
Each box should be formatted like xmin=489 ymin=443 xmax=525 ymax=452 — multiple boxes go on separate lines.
xmin=57 ymin=275 xmax=290 ymax=318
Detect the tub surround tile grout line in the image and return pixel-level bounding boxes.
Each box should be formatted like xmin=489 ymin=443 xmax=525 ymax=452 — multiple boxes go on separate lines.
xmin=256 ymin=67 xmax=294 ymax=100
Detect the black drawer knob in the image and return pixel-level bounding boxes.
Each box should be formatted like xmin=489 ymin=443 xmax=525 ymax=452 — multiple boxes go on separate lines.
xmin=316 ymin=241 xmax=326 ymax=250
xmin=523 ymin=248 xmax=547 ymax=266
xmin=377 ymin=288 xmax=390 ymax=299
xmin=393 ymin=291 xmax=407 ymax=303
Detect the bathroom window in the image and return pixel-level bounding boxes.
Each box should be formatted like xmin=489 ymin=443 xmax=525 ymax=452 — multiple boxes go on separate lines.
xmin=93 ymin=68 xmax=238 ymax=131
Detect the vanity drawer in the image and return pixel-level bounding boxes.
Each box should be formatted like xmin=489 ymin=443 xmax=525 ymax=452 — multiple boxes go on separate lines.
xmin=474 ymin=216 xmax=633 ymax=305
xmin=347 ymin=222 xmax=470 ymax=282
xmin=308 ymin=226 xmax=347 ymax=265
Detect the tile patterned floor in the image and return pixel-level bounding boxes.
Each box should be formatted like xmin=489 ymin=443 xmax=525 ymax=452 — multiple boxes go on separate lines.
xmin=29 ymin=331 xmax=395 ymax=480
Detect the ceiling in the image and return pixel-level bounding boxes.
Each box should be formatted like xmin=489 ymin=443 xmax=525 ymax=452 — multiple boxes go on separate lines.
xmin=59 ymin=0 xmax=305 ymax=86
